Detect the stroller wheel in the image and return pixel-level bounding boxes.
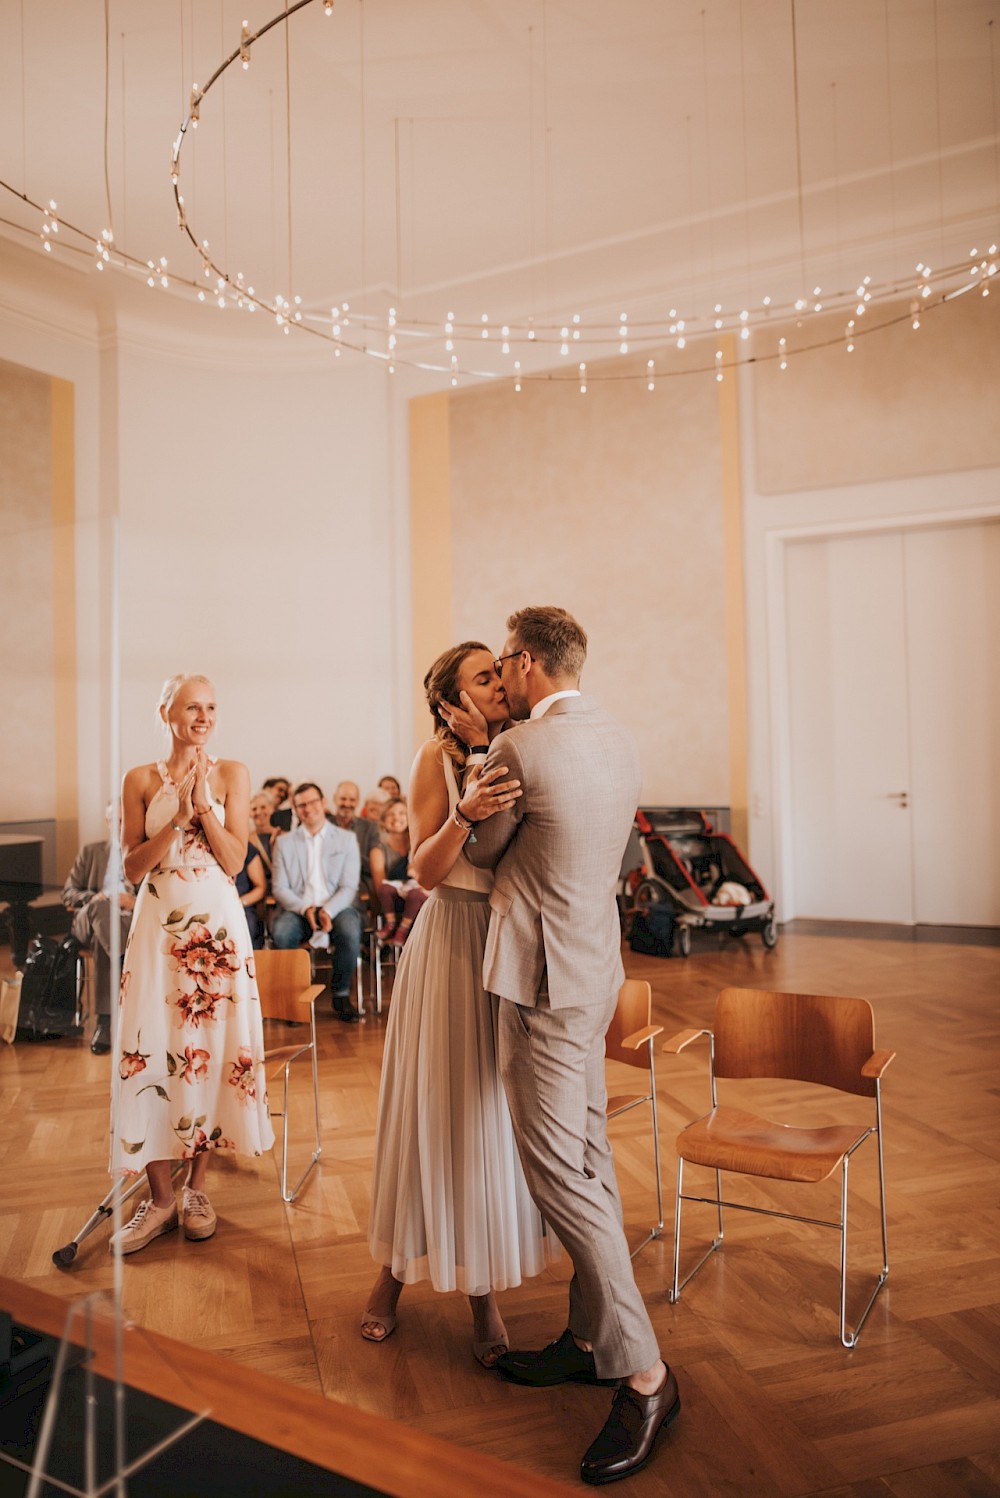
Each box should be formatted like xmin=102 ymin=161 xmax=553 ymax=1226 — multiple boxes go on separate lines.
xmin=677 ymin=925 xmax=692 ymax=958
xmin=634 ymin=878 xmax=669 ymax=910
xmin=762 ymin=916 xmax=778 ymax=949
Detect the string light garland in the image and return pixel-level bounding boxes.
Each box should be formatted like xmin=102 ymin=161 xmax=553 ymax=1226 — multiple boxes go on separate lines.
xmin=1 ymin=0 xmax=997 ymax=388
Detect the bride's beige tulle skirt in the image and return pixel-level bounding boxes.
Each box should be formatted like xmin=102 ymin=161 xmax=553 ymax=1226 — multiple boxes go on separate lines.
xmin=368 ymin=886 xmax=558 ymax=1296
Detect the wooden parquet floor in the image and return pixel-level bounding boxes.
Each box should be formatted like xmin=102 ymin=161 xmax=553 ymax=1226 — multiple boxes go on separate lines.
xmin=2 ymin=930 xmax=999 ymax=1496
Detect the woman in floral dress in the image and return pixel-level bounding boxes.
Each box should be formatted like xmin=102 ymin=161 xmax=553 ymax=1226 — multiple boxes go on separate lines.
xmin=109 ymin=674 xmax=274 ymax=1254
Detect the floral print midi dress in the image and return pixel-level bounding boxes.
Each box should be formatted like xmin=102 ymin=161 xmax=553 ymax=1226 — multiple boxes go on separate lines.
xmin=110 ymin=761 xmax=274 ymax=1175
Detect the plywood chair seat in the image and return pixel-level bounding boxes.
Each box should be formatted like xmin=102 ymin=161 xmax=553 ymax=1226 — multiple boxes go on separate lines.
xmin=255 ymin=949 xmax=325 ymax=1203
xmin=677 ymin=1106 xmax=871 ymax=1184
xmin=605 ymin=979 xmax=664 ymax=1256
xmin=664 ymin=986 xmax=895 ymax=1347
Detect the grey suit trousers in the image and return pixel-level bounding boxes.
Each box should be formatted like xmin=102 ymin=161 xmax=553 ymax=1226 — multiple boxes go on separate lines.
xmin=497 ymin=990 xmax=660 ymax=1380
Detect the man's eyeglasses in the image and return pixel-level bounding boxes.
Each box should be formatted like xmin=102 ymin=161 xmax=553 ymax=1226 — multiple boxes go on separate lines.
xmin=493 ymin=651 xmax=527 ymax=678
xmin=293 ymin=797 xmax=323 ymax=813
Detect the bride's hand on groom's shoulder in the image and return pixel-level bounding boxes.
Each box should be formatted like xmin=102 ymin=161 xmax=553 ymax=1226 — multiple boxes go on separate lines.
xmin=458 ymin=763 xmax=522 ymax=824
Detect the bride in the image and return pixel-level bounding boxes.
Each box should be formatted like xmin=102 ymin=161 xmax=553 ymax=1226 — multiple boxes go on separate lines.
xmin=364 ymin=641 xmax=558 ymax=1365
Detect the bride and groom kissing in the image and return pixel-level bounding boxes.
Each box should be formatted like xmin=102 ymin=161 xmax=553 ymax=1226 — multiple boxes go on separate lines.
xmin=365 ymin=604 xmax=680 ymax=1487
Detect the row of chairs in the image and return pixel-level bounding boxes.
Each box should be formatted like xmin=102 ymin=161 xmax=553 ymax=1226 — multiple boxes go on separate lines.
xmin=257 ymin=959 xmax=893 ymax=1349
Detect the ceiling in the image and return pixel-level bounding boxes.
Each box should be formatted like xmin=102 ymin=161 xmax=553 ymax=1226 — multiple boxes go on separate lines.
xmin=1 ymin=0 xmax=997 ymax=371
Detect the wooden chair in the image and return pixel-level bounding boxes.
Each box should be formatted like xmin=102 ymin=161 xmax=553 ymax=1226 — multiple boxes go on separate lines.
xmin=605 ymin=978 xmax=664 ymax=1256
xmin=254 ymin=949 xmax=325 ymax=1203
xmin=664 ymin=986 xmax=894 ymax=1346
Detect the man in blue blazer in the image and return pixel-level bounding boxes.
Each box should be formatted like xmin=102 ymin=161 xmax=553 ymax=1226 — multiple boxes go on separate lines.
xmin=272 ymin=782 xmax=362 ymax=1021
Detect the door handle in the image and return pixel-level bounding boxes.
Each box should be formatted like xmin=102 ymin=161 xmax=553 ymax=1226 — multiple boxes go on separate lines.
xmin=882 ymin=791 xmax=909 ymax=807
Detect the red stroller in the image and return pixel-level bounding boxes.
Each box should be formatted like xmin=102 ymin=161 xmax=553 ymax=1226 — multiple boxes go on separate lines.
xmin=630 ymin=808 xmax=777 ymax=957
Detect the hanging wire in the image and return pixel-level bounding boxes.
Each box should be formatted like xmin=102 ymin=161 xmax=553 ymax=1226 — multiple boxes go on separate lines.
xmin=700 ymin=9 xmax=716 ymax=289
xmin=989 ymin=18 xmax=999 ymax=222
xmin=120 ymin=32 xmax=127 ymax=249
xmin=359 ymin=0 xmax=367 ymax=312
xmin=738 ymin=0 xmax=753 ymax=308
xmin=285 ymin=0 xmax=293 ymax=296
xmin=103 ymin=0 xmax=115 ymax=236
xmin=882 ymin=0 xmax=899 ymax=282
xmin=20 ymin=0 xmax=27 ymax=188
xmin=932 ymin=0 xmax=946 ymax=267
xmin=790 ymin=0 xmax=807 ymax=296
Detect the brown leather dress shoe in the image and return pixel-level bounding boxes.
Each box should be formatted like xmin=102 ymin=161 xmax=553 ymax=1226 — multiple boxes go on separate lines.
xmin=580 ymin=1365 xmax=681 ymax=1485
xmin=495 ymin=1328 xmax=618 ymax=1387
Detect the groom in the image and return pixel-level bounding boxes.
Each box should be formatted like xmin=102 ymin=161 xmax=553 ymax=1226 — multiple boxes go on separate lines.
xmin=465 ymin=605 xmax=680 ymax=1486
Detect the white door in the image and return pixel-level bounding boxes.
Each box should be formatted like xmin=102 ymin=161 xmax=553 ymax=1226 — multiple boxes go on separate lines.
xmin=904 ymin=522 xmax=1000 ymax=925
xmin=784 ymin=520 xmax=1000 ymax=927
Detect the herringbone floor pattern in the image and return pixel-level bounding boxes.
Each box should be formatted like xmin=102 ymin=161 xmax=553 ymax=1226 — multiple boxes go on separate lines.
xmin=2 ymin=929 xmax=998 ymax=1495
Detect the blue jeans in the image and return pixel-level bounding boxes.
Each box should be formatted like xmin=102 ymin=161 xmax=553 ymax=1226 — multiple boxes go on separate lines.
xmin=271 ymin=905 xmax=362 ymax=996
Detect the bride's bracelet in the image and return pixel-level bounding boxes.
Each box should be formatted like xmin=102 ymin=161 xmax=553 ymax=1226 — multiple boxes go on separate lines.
xmin=452 ymin=805 xmax=475 ymax=836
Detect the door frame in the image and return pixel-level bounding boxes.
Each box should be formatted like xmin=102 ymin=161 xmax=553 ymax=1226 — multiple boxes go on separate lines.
xmin=764 ymin=503 xmax=1000 ymax=923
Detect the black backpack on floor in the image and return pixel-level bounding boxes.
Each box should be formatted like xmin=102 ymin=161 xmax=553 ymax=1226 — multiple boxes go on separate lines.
xmin=17 ymin=935 xmax=82 ymax=1041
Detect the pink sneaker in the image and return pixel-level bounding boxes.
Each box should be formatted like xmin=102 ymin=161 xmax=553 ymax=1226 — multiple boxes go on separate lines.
xmin=182 ymin=1187 xmax=218 ymax=1241
xmin=109 ymin=1197 xmax=178 ymax=1256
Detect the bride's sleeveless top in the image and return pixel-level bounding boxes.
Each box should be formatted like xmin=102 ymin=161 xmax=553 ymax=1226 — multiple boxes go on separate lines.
xmin=441 ymin=754 xmax=492 ymax=895
xmin=145 ymin=758 xmax=229 ymax=873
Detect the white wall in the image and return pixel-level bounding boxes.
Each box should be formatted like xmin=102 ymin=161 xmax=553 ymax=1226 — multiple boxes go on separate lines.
xmin=1 ymin=242 xmax=410 ymax=847
xmin=114 ymin=338 xmax=403 ymax=804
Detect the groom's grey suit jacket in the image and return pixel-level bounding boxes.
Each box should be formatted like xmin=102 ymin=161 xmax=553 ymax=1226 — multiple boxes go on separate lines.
xmin=466 ymin=695 xmax=640 ymax=1009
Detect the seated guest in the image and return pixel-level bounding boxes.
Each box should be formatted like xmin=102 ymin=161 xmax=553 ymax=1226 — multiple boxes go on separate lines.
xmin=61 ymin=805 xmax=136 ymax=1054
xmin=331 ymin=780 xmax=381 ymax=894
xmin=377 ymin=774 xmax=402 ymax=800
xmin=272 ymin=782 xmax=362 ymax=1022
xmin=361 ymin=787 xmax=390 ymax=822
xmin=371 ymin=798 xmax=427 ymax=946
xmin=236 ymin=842 xmax=267 ymax=949
xmin=249 ymin=790 xmax=280 ymax=878
xmin=262 ymin=776 xmax=293 ymax=831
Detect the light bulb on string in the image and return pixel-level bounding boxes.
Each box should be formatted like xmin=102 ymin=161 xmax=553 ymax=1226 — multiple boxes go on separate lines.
xmin=647 ymin=359 xmax=655 ymax=392
xmin=240 ymin=22 xmax=251 ymax=68
xmin=579 ymin=362 xmax=587 ymax=394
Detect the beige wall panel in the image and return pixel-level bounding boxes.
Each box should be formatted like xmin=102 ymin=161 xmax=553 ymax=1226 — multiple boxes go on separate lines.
xmin=448 ymin=357 xmax=730 ymax=805
xmin=409 ymin=393 xmax=453 ymax=754
xmin=755 ymin=292 xmax=1000 ymax=494
xmin=0 ymin=357 xmax=56 ymax=823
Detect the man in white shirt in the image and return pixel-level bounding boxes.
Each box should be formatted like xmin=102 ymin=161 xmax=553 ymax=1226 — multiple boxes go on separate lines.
xmin=272 ymin=782 xmax=362 ymax=1022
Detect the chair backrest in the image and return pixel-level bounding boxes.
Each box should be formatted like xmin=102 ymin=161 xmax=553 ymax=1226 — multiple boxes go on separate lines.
xmin=605 ymin=978 xmax=652 ymax=1071
xmin=254 ymin=948 xmax=314 ymax=1023
xmin=714 ymin=987 xmax=877 ymax=1098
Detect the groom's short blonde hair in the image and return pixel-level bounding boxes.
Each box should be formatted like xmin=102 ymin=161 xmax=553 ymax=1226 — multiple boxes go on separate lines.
xmin=507 ymin=606 xmax=587 ymax=681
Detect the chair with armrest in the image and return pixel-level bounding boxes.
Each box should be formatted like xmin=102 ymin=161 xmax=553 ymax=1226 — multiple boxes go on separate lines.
xmin=254 ymin=948 xmax=325 ymax=1203
xmin=605 ymin=978 xmax=664 ymax=1256
xmin=664 ymin=986 xmax=894 ymax=1346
